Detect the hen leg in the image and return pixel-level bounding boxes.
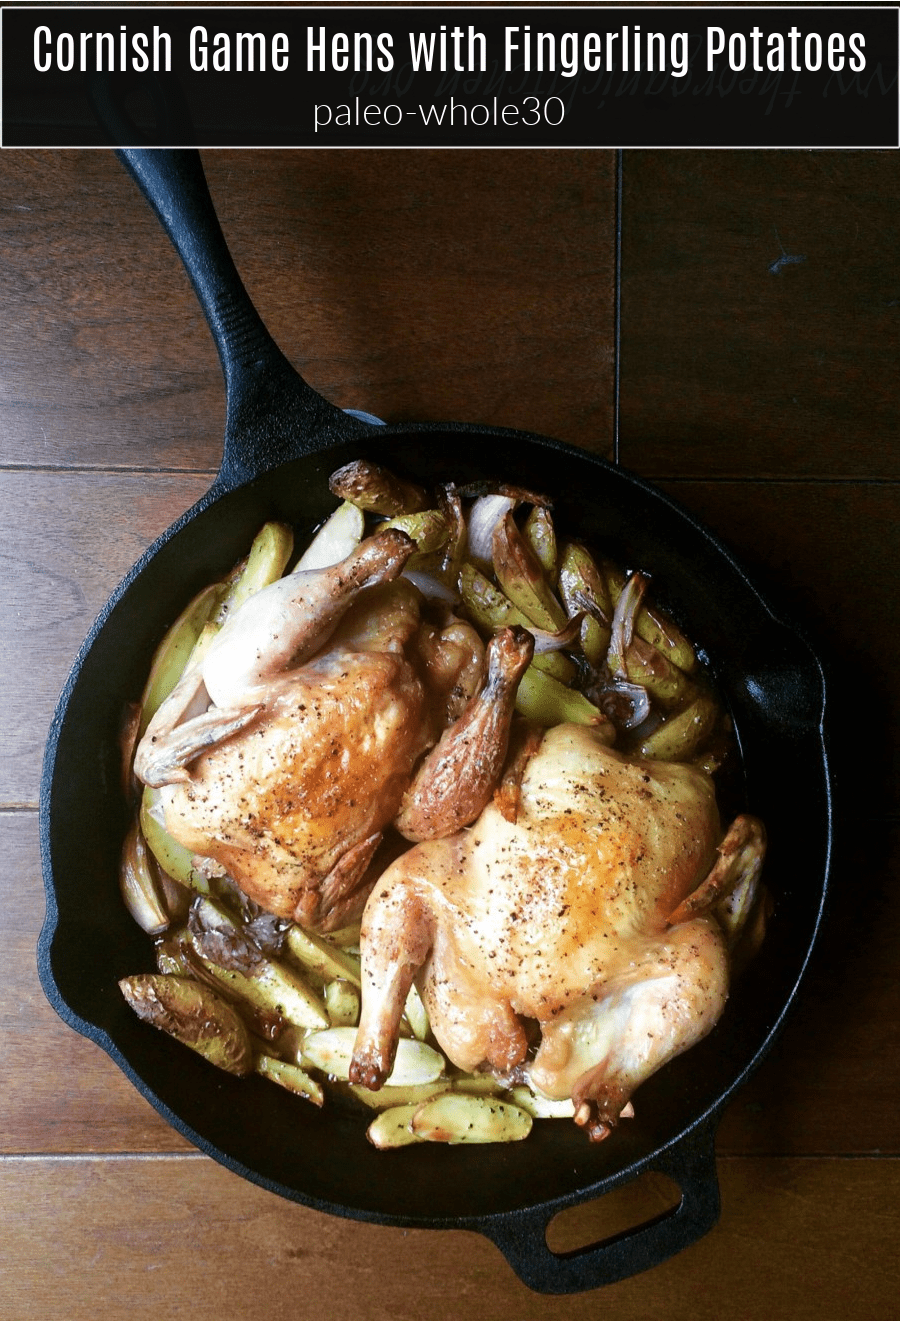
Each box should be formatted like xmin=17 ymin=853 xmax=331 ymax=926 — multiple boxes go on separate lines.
xmin=667 ymin=814 xmax=766 ymax=927
xmin=299 ymin=832 xmax=383 ymax=931
xmin=350 ymin=876 xmax=435 ymax=1090
xmin=418 ymin=946 xmax=530 ymax=1076
xmin=531 ymin=917 xmax=729 ymax=1141
xmin=394 ymin=625 xmax=534 ymax=841
xmin=493 ymin=721 xmax=545 ymax=824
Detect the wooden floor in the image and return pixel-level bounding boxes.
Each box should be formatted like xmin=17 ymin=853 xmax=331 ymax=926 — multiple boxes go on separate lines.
xmin=2 ymin=147 xmax=898 ymax=1317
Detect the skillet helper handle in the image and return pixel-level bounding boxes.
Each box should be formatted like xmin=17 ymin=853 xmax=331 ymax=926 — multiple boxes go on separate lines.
xmin=481 ymin=1122 xmax=720 ymax=1294
xmin=116 ymin=149 xmax=351 ymax=485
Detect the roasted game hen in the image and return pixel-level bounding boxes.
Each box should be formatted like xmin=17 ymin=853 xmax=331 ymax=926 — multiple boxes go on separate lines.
xmin=351 ymin=721 xmax=765 ymax=1140
xmin=134 ymin=530 xmax=532 ymax=931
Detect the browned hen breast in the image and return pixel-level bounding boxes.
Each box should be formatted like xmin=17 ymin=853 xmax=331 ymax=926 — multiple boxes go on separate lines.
xmin=162 ymin=645 xmax=428 ymax=926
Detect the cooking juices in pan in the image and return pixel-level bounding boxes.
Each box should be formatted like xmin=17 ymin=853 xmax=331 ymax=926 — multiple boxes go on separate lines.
xmin=116 ymin=457 xmax=770 ymax=1152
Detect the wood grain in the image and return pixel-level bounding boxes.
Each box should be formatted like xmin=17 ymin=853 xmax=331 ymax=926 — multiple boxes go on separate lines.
xmin=0 ymin=470 xmax=211 ymax=806
xmin=1 ymin=1155 xmax=897 ymax=1319
xmin=619 ymin=150 xmax=900 ymax=479
xmin=1 ymin=811 xmax=194 ymax=1154
xmin=656 ymin=478 xmax=900 ymax=814
xmin=0 ymin=149 xmax=614 ymax=472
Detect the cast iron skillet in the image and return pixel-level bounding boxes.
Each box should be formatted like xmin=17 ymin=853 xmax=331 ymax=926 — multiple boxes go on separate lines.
xmin=38 ymin=149 xmax=832 ymax=1294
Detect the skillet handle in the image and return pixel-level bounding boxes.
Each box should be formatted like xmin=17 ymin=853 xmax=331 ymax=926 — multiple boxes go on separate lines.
xmin=116 ymin=148 xmax=352 ymax=485
xmin=480 ymin=1121 xmax=720 ymax=1294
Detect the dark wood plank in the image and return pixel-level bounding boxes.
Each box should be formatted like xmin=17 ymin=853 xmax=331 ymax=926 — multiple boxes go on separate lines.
xmin=1 ymin=812 xmax=194 ymax=1153
xmin=210 ymin=149 xmax=616 ymax=448
xmin=0 ymin=152 xmax=222 ymax=468
xmin=0 ymin=149 xmax=615 ymax=472
xmin=0 ymin=470 xmax=211 ymax=806
xmin=1 ymin=1155 xmax=897 ymax=1318
xmin=656 ymin=478 xmax=900 ymax=815
xmin=715 ymin=821 xmax=900 ymax=1155
xmin=619 ymin=151 xmax=900 ymax=479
